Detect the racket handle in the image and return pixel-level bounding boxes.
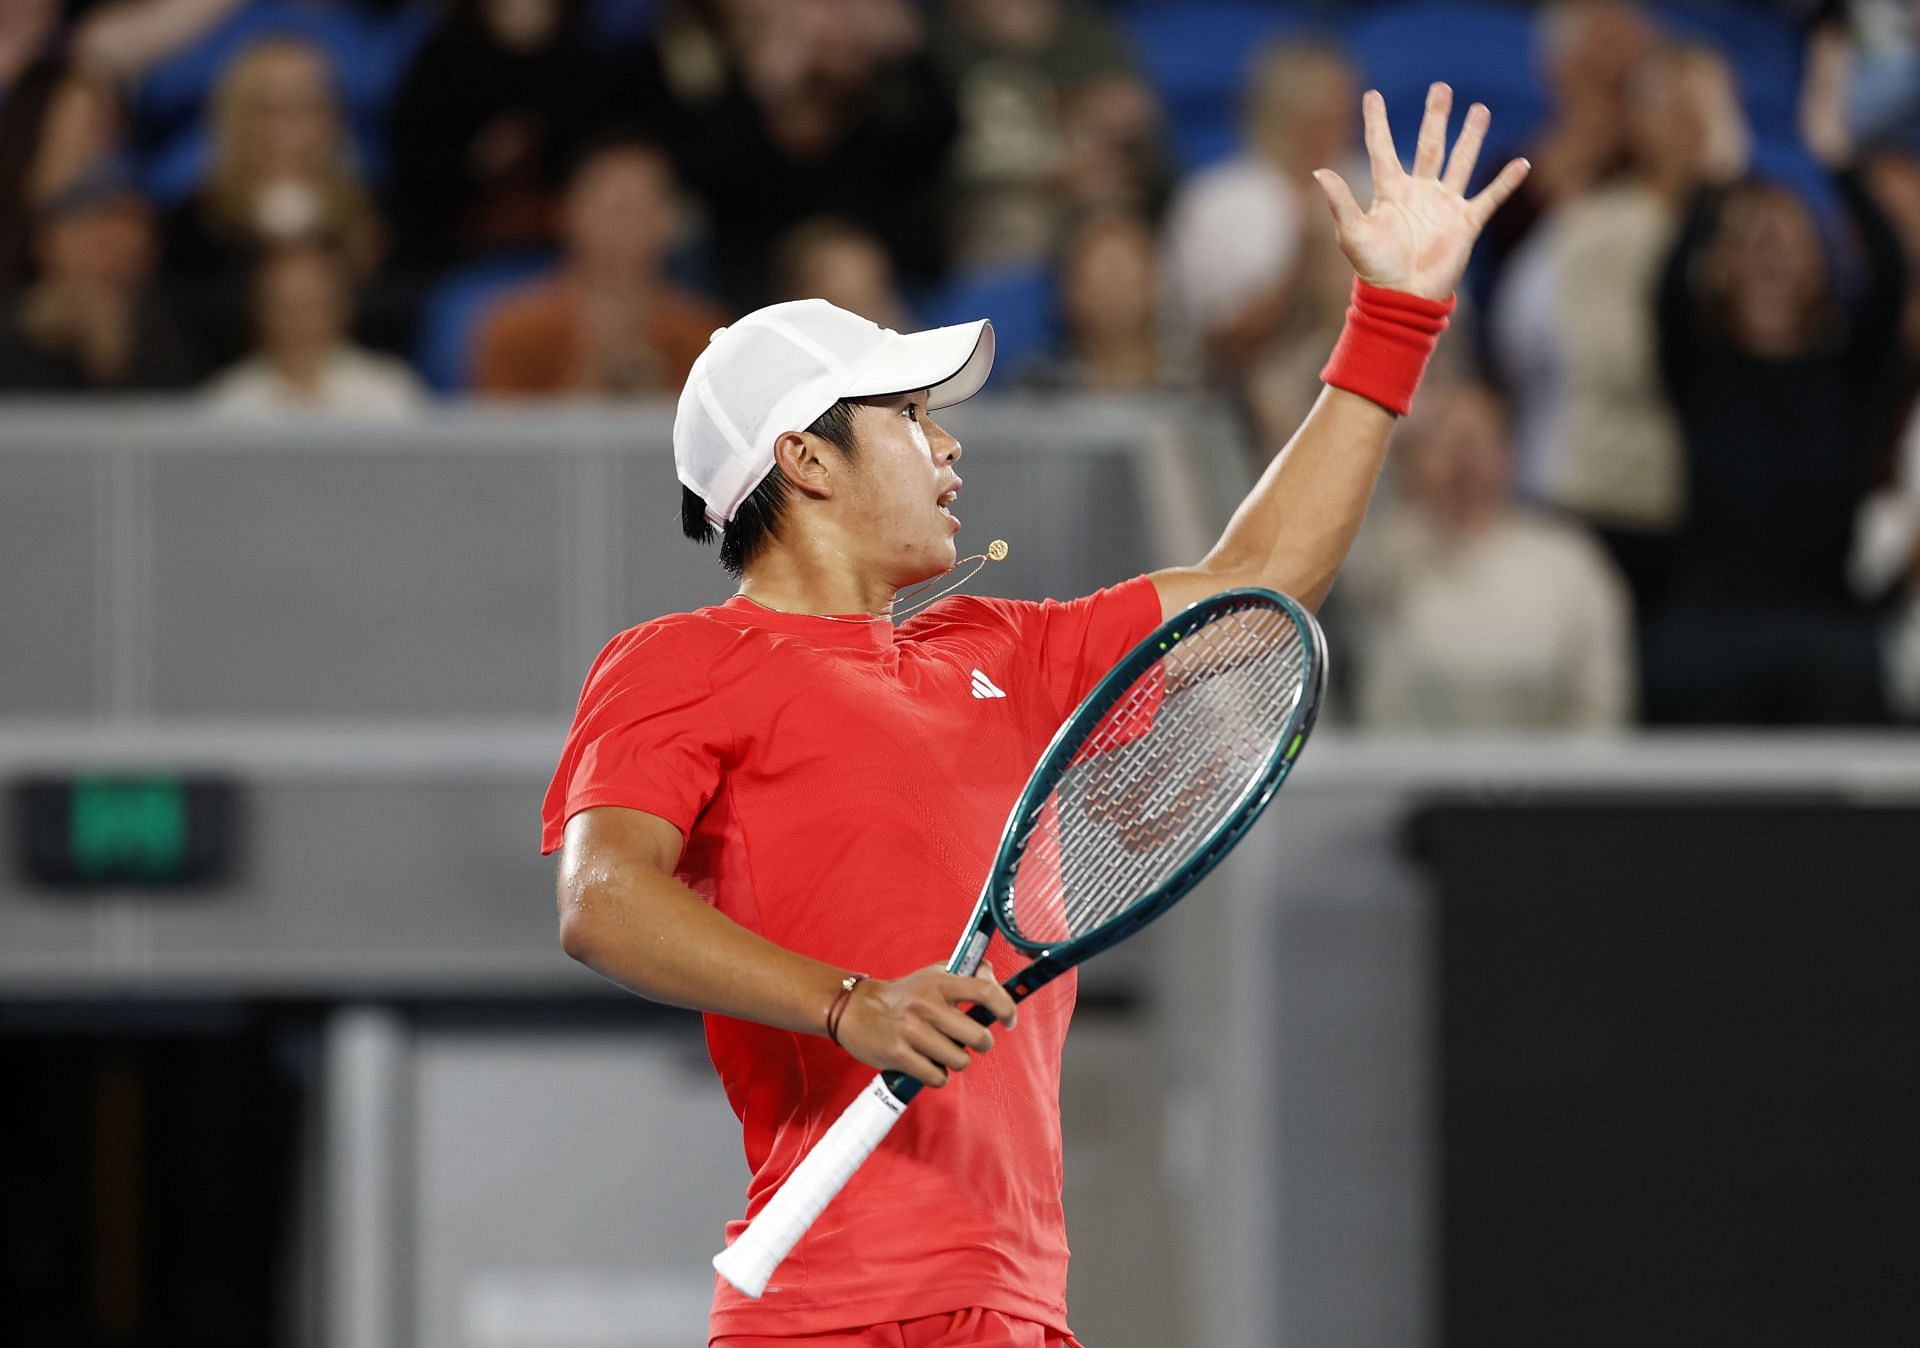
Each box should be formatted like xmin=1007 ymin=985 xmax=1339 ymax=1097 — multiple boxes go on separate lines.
xmin=712 ymin=1073 xmax=908 ymax=1297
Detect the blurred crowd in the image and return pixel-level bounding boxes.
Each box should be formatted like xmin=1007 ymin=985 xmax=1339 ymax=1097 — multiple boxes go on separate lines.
xmin=3 ymin=0 xmax=1920 ymax=730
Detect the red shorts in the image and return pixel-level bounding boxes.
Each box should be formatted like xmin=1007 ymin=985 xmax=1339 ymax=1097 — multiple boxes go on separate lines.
xmin=710 ymin=1308 xmax=1085 ymax=1348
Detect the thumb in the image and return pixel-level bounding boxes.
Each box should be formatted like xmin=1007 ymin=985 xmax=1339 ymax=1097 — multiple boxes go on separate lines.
xmin=1313 ymin=168 xmax=1365 ymax=234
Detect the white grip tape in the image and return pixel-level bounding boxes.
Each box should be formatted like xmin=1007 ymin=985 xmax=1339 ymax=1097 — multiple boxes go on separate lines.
xmin=712 ymin=1073 xmax=907 ymax=1297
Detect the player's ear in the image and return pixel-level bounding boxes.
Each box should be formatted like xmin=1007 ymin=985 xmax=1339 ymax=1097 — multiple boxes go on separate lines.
xmin=773 ymin=429 xmax=838 ymax=503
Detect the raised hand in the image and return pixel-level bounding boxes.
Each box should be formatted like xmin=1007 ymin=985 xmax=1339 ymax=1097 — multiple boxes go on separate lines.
xmin=1312 ymin=83 xmax=1531 ymax=302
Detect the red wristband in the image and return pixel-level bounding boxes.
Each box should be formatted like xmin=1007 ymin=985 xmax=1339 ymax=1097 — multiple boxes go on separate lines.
xmin=1319 ymin=278 xmax=1457 ymax=417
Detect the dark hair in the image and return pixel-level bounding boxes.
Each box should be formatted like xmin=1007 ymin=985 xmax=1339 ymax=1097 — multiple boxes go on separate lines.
xmin=681 ymin=399 xmax=861 ymax=577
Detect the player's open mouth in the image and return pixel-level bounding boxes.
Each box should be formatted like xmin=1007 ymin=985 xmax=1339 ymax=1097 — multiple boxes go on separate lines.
xmin=936 ymin=485 xmax=961 ymax=525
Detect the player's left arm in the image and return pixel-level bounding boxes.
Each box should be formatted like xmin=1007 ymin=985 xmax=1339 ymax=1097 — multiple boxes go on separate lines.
xmin=1151 ymin=82 xmax=1530 ymax=619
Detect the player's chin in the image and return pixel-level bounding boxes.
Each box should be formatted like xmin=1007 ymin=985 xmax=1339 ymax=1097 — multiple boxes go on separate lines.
xmin=899 ymin=537 xmax=958 ymax=587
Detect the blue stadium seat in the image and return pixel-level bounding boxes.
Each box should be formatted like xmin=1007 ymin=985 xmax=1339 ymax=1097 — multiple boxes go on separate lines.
xmin=585 ymin=0 xmax=661 ymax=50
xmin=415 ymin=252 xmax=558 ymax=394
xmin=1124 ymin=4 xmax=1321 ymax=172
xmin=132 ymin=0 xmax=431 ymax=203
xmin=1652 ymin=1 xmax=1803 ymax=144
xmin=913 ymin=261 xmax=1057 ymax=379
xmin=1341 ymin=1 xmax=1802 ymax=177
xmin=1341 ymin=2 xmax=1547 ymax=171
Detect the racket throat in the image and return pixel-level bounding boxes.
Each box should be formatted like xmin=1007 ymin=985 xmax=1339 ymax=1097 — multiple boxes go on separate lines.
xmin=949 ymin=928 xmax=993 ymax=977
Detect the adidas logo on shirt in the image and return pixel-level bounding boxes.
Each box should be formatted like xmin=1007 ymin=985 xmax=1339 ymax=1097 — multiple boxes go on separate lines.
xmin=970 ymin=669 xmax=1007 ymax=700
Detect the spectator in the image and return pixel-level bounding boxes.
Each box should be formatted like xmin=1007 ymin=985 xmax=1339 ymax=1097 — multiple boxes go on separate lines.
xmin=202 ymin=241 xmax=424 ymax=419
xmin=1486 ymin=43 xmax=1749 ymax=605
xmin=0 ymin=58 xmax=126 ymax=289
xmin=164 ymin=35 xmax=381 ymax=365
xmin=677 ymin=0 xmax=957 ymax=310
xmin=1163 ymin=39 xmax=1363 ymax=452
xmin=1338 ymin=381 xmax=1635 ymax=732
xmin=167 ymin=36 xmax=380 ymax=274
xmin=386 ymin=0 xmax=618 ymax=266
xmin=0 ymin=165 xmax=201 ymax=391
xmin=775 ymin=217 xmax=912 ymax=331
xmin=1482 ymin=0 xmax=1661 ymax=269
xmin=928 ymin=0 xmax=1149 ymax=265
xmin=1646 ymin=76 xmax=1904 ymax=724
xmin=474 ymin=136 xmax=725 ymax=397
xmin=1054 ymin=72 xmax=1171 ymax=226
xmin=1022 ymin=208 xmax=1186 ymax=393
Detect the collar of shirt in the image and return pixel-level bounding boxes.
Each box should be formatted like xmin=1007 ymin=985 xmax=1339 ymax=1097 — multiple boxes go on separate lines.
xmin=720 ymin=594 xmax=898 ymax=651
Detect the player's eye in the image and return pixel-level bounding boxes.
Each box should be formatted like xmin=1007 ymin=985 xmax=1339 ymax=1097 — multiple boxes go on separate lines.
xmin=903 ymin=403 xmax=920 ymax=422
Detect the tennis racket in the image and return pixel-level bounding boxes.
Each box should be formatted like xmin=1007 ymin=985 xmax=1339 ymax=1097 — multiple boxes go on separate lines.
xmin=713 ymin=586 xmax=1326 ymax=1297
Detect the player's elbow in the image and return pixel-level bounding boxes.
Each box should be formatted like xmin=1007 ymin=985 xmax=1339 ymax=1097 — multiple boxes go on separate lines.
xmin=1260 ymin=556 xmax=1337 ymax=613
xmin=556 ymin=884 xmax=607 ymax=965
xmin=558 ymin=909 xmax=595 ymax=964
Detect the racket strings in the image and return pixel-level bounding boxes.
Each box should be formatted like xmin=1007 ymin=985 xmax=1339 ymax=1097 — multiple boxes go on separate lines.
xmin=1025 ymin=629 xmax=1300 ymax=940
xmin=1047 ymin=640 xmax=1302 ymax=934
xmin=1006 ymin=605 xmax=1308 ymax=947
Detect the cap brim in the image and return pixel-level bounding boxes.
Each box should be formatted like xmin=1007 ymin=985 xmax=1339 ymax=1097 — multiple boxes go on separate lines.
xmin=843 ymin=319 xmax=995 ymax=411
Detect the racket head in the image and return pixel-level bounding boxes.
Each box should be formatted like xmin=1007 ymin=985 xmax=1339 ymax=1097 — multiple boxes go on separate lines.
xmin=981 ymin=587 xmax=1325 ymax=964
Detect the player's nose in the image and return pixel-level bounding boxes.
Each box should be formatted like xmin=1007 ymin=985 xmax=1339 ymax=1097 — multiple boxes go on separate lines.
xmin=928 ymin=415 xmax=962 ymax=464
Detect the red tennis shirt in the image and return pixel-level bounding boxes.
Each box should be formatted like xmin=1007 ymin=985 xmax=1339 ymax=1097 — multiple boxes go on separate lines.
xmin=540 ymin=576 xmax=1162 ymax=1338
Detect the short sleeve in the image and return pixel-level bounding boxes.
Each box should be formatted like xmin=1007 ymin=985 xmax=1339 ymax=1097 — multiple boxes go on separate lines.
xmin=995 ymin=575 xmax=1164 ymax=717
xmin=539 ymin=621 xmax=730 ymax=854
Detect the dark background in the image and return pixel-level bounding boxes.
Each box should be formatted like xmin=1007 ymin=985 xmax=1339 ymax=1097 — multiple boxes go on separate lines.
xmin=1420 ymin=799 xmax=1920 ymax=1348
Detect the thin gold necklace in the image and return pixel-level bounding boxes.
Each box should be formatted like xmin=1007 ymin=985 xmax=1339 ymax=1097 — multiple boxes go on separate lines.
xmin=738 ymin=540 xmax=1010 ymax=625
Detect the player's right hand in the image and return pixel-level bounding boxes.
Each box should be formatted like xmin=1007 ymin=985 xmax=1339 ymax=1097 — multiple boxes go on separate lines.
xmin=833 ymin=963 xmax=1019 ymax=1087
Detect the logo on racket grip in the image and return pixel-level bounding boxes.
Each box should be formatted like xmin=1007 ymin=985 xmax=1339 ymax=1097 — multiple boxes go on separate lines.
xmin=867 ymin=1078 xmax=907 ymax=1116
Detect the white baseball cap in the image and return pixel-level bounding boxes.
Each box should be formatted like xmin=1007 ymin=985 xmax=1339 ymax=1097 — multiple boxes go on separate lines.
xmin=674 ymin=299 xmax=996 ymax=527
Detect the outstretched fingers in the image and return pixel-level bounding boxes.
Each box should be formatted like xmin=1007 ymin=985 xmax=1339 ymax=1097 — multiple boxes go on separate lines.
xmin=1412 ymin=82 xmax=1453 ymax=179
xmin=1469 ymin=156 xmax=1533 ymax=227
xmin=1442 ymin=102 xmax=1491 ymax=194
xmin=1361 ymin=89 xmax=1402 ymax=188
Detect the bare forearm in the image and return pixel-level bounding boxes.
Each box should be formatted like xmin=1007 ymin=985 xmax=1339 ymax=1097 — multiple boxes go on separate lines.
xmin=1205 ymin=386 xmax=1396 ymax=609
xmin=565 ymin=867 xmax=844 ymax=1035
xmin=556 ymin=808 xmax=1018 ymax=1086
xmin=1157 ymin=82 xmax=1527 ymax=617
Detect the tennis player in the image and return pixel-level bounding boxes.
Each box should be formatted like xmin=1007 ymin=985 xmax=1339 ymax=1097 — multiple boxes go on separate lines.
xmin=542 ymin=86 xmax=1525 ymax=1348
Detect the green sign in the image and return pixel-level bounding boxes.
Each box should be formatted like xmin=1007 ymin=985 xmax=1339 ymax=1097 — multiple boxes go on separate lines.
xmin=68 ymin=779 xmax=190 ymax=879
